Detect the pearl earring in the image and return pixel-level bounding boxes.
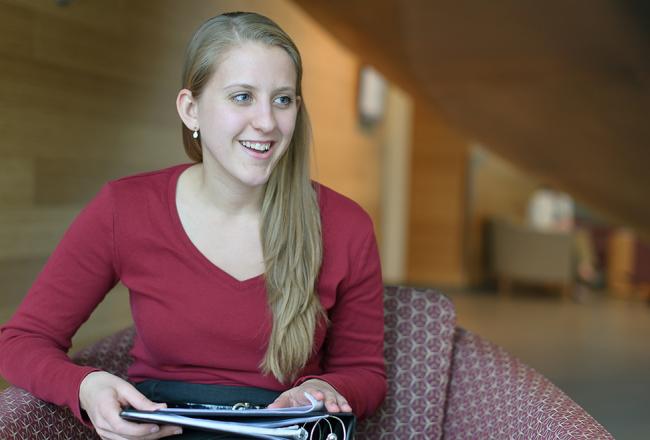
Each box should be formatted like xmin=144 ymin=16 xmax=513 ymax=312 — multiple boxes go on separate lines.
xmin=192 ymin=129 xmax=199 ymax=139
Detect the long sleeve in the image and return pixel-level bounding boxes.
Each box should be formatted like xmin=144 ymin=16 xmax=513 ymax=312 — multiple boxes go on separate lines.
xmin=296 ymin=228 xmax=387 ymax=419
xmin=0 ymin=184 xmax=120 ymax=422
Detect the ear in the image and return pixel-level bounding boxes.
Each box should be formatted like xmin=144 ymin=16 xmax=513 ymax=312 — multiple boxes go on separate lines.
xmin=176 ymin=88 xmax=199 ymax=130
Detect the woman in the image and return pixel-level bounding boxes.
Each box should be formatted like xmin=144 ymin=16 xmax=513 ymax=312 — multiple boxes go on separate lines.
xmin=0 ymin=12 xmax=386 ymax=439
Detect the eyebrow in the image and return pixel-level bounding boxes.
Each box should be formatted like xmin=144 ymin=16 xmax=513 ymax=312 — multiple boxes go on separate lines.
xmin=223 ymin=83 xmax=296 ymax=94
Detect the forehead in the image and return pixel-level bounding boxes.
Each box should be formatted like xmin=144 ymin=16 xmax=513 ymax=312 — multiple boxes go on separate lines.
xmin=210 ymin=42 xmax=297 ymax=89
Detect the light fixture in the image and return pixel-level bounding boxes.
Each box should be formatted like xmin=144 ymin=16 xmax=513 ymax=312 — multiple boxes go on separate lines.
xmin=358 ymin=66 xmax=387 ymax=129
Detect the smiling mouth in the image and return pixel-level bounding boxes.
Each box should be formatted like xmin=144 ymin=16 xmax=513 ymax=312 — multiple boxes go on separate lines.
xmin=239 ymin=140 xmax=273 ymax=152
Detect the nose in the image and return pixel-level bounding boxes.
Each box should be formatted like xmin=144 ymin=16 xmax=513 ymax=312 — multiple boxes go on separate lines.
xmin=251 ymin=102 xmax=276 ymax=133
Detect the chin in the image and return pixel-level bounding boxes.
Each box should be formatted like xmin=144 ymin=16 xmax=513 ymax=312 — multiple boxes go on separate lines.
xmin=240 ymin=174 xmax=272 ymax=188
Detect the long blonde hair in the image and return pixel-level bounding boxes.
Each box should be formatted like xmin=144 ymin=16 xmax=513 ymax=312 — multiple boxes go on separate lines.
xmin=180 ymin=12 xmax=324 ymax=383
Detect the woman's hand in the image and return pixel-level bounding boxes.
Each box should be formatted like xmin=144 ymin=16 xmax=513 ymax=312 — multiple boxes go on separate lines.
xmin=79 ymin=371 xmax=182 ymax=440
xmin=267 ymin=378 xmax=352 ymax=413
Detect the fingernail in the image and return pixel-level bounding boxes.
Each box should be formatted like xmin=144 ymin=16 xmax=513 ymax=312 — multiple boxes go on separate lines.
xmin=150 ymin=425 xmax=160 ymax=433
xmin=174 ymin=428 xmax=183 ymax=435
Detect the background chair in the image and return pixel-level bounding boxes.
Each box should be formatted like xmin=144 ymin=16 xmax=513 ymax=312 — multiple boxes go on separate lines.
xmin=488 ymin=218 xmax=575 ymax=298
xmin=0 ymin=286 xmax=612 ymax=439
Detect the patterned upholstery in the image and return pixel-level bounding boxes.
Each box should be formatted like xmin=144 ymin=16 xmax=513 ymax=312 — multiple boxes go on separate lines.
xmin=0 ymin=287 xmax=613 ymax=439
xmin=0 ymin=387 xmax=96 ymax=439
xmin=356 ymin=286 xmax=456 ymax=439
xmin=443 ymin=328 xmax=613 ymax=439
xmin=74 ymin=326 xmax=135 ymax=379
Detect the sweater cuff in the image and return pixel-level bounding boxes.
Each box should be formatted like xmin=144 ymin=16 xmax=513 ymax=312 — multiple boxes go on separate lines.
xmin=293 ymin=375 xmax=333 ymax=389
xmin=72 ymin=367 xmax=102 ymax=427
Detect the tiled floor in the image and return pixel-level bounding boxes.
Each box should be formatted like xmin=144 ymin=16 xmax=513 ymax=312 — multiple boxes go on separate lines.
xmin=447 ymin=288 xmax=650 ymax=440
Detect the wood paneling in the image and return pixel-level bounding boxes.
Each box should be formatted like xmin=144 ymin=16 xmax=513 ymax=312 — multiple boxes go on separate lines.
xmin=0 ymin=206 xmax=79 ymax=259
xmin=607 ymin=229 xmax=636 ymax=297
xmin=33 ymin=156 xmax=175 ymax=205
xmin=0 ymin=256 xmax=48 ymax=307
xmin=0 ymin=2 xmax=33 ymax=58
xmin=407 ymin=101 xmax=468 ymax=286
xmin=0 ymin=158 xmax=34 ymax=205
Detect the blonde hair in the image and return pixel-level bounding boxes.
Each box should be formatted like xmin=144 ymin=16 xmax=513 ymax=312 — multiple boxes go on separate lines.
xmin=180 ymin=12 xmax=324 ymax=383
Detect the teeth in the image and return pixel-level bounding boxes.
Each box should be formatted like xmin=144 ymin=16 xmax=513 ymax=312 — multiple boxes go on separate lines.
xmin=241 ymin=141 xmax=272 ymax=152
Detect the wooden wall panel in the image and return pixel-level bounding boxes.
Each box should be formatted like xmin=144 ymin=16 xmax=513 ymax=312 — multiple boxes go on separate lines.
xmin=0 ymin=206 xmax=78 ymax=259
xmin=407 ymin=101 xmax=468 ymax=286
xmin=1 ymin=0 xmax=128 ymax=29
xmin=0 ymin=158 xmax=34 ymax=205
xmin=33 ymin=156 xmax=177 ymax=205
xmin=0 ymin=2 xmax=33 ymax=58
xmin=0 ymin=257 xmax=48 ymax=308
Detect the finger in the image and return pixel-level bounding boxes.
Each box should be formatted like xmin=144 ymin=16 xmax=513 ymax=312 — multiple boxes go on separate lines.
xmin=97 ymin=423 xmax=180 ymax=440
xmin=108 ymin=419 xmax=162 ymax=438
xmin=337 ymin=397 xmax=352 ymax=413
xmin=155 ymin=424 xmax=184 ymax=439
xmin=309 ymin=393 xmax=332 ymax=412
xmin=101 ymin=399 xmax=163 ymax=438
xmin=137 ymin=424 xmax=184 ymax=439
xmin=119 ymin=383 xmax=167 ymax=411
xmin=303 ymin=388 xmax=325 ymax=402
xmin=269 ymin=390 xmax=309 ymax=409
xmin=266 ymin=393 xmax=291 ymax=409
xmin=108 ymin=385 xmax=169 ymax=436
xmin=157 ymin=425 xmax=184 ymax=439
xmin=91 ymin=391 xmax=165 ymax=438
xmin=339 ymin=401 xmax=352 ymax=412
xmin=96 ymin=426 xmax=129 ymax=440
xmin=323 ymin=392 xmax=341 ymax=413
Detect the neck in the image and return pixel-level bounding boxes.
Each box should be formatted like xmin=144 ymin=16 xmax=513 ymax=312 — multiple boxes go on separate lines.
xmin=192 ymin=161 xmax=264 ymax=218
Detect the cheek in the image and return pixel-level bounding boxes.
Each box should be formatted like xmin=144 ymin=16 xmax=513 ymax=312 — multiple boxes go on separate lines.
xmin=201 ymin=105 xmax=247 ymax=135
xmin=278 ymin=111 xmax=298 ymax=137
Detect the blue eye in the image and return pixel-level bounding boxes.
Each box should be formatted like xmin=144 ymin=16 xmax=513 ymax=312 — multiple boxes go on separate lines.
xmin=231 ymin=93 xmax=251 ymax=103
xmin=275 ymin=96 xmax=293 ymax=106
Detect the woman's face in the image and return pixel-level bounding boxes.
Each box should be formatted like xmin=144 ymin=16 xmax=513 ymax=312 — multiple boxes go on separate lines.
xmin=193 ymin=42 xmax=300 ymax=189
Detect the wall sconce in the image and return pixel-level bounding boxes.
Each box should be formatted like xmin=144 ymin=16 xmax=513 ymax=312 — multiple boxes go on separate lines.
xmin=358 ymin=65 xmax=387 ymax=129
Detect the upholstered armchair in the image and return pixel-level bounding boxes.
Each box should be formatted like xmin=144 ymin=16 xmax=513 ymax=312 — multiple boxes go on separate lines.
xmin=0 ymin=286 xmax=612 ymax=439
xmin=489 ymin=218 xmax=575 ymax=297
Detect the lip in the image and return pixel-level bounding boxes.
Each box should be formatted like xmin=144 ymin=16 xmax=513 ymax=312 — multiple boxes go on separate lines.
xmin=239 ymin=140 xmax=276 ymax=159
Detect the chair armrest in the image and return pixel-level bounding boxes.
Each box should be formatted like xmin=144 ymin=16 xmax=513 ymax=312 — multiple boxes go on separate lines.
xmin=443 ymin=327 xmax=613 ymax=439
xmin=73 ymin=326 xmax=136 ymax=378
xmin=356 ymin=287 xmax=457 ymax=439
xmin=0 ymin=327 xmax=135 ymax=439
xmin=0 ymin=386 xmax=97 ymax=439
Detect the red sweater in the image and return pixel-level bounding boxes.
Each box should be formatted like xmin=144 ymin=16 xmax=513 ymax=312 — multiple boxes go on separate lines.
xmin=0 ymin=163 xmax=386 ymax=422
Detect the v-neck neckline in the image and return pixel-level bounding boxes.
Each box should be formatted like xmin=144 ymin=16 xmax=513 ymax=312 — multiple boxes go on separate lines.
xmin=167 ymin=163 xmax=266 ymax=289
